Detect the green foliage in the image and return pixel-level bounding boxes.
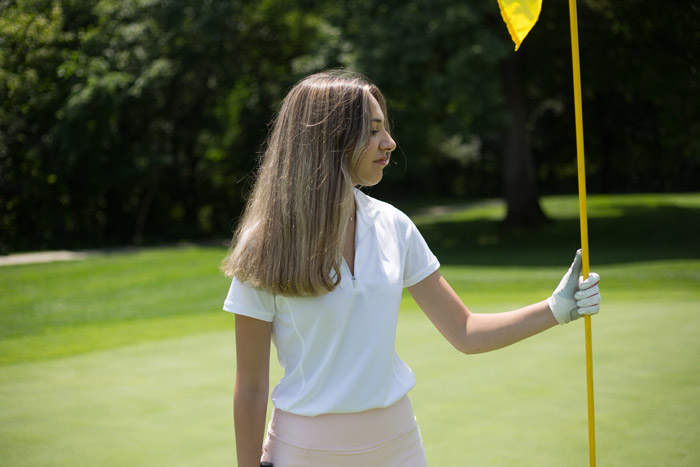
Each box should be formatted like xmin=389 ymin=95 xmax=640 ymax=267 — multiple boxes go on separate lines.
xmin=1 ymin=1 xmax=698 ymax=252
xmin=1 ymin=0 xmax=331 ymax=252
xmin=520 ymin=0 xmax=700 ymax=193
xmin=328 ymin=0 xmax=511 ymax=199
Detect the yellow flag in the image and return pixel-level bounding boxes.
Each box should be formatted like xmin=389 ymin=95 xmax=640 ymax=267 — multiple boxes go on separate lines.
xmin=497 ymin=0 xmax=543 ymax=51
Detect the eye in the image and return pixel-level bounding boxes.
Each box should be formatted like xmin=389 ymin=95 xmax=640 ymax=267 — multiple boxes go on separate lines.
xmin=371 ymin=129 xmax=380 ymax=135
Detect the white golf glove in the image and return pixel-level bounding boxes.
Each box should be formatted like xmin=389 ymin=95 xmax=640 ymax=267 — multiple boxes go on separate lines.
xmin=547 ymin=250 xmax=601 ymax=325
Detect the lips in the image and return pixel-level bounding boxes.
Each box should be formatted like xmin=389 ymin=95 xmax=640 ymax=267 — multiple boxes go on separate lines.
xmin=373 ymin=155 xmax=389 ymax=166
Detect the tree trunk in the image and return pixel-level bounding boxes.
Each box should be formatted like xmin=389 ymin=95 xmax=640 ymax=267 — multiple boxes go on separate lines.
xmin=133 ymin=160 xmax=162 ymax=244
xmin=501 ymin=52 xmax=549 ymax=229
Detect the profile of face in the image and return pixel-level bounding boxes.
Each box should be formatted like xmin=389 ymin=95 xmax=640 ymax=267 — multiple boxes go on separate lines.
xmin=352 ymin=94 xmax=397 ymax=186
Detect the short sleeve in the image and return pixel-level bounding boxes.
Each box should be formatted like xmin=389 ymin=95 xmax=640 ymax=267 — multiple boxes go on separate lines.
xmin=223 ymin=277 xmax=276 ymax=322
xmin=402 ymin=219 xmax=440 ymax=287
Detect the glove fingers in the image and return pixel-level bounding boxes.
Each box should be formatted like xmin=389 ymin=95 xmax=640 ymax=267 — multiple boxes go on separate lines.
xmin=576 ymin=294 xmax=600 ymax=308
xmin=570 ymin=249 xmax=583 ymax=278
xmin=575 ymin=284 xmax=599 ymax=300
xmin=560 ymin=250 xmax=583 ymax=296
xmin=550 ymin=250 xmax=593 ymax=326
xmin=578 ymin=272 xmax=600 ymax=290
xmin=577 ymin=304 xmax=600 ymax=316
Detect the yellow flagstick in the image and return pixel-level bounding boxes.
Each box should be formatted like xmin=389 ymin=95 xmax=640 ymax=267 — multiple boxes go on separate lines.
xmin=567 ymin=0 xmax=596 ymax=465
xmin=496 ymin=0 xmax=596 ymax=463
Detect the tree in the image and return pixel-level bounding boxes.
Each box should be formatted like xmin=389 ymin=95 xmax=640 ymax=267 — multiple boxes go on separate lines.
xmin=2 ymin=0 xmax=696 ymax=252
xmin=520 ymin=0 xmax=700 ymax=194
xmin=502 ymin=52 xmax=548 ymax=228
xmin=328 ymin=0 xmax=548 ymax=227
xmin=0 ymin=0 xmax=82 ymax=251
xmin=1 ymin=0 xmax=330 ymax=252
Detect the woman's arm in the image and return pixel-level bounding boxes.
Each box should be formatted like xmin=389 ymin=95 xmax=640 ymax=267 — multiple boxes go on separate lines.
xmin=408 ymin=270 xmax=558 ymax=354
xmin=234 ymin=314 xmax=272 ymax=467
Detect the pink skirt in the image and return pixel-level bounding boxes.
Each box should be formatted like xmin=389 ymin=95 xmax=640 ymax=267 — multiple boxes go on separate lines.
xmin=260 ymin=395 xmax=427 ymax=466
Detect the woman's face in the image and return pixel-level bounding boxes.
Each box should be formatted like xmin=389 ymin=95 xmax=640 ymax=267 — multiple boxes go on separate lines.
xmin=352 ymin=94 xmax=396 ymax=186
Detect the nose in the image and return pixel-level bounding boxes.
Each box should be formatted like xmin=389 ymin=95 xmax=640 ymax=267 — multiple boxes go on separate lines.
xmin=381 ymin=133 xmax=397 ymax=153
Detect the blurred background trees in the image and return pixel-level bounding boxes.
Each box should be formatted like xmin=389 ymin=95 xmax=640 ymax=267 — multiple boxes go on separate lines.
xmin=1 ymin=0 xmax=698 ymax=253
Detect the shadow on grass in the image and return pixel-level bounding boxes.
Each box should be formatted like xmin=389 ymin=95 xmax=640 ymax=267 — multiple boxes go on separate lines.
xmin=419 ymin=203 xmax=700 ymax=266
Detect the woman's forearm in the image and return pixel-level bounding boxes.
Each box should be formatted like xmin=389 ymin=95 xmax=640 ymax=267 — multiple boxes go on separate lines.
xmin=233 ymin=314 xmax=272 ymax=466
xmin=234 ymin=383 xmax=269 ymax=467
xmin=410 ymin=272 xmax=558 ymax=355
xmin=462 ymin=300 xmax=557 ymax=354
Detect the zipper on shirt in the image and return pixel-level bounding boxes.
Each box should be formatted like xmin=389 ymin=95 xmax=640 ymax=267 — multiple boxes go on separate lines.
xmin=342 ymin=258 xmax=358 ymax=290
xmin=348 ymin=265 xmax=357 ymax=289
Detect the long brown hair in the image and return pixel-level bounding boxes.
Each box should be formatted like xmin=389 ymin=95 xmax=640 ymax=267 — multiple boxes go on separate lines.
xmin=221 ymin=70 xmax=390 ymax=296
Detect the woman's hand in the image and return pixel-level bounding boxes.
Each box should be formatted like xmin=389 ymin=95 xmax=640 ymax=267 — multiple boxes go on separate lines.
xmin=547 ymin=250 xmax=601 ymax=324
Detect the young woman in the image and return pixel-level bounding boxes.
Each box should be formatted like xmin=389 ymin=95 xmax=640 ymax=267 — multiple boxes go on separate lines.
xmin=221 ymin=70 xmax=601 ymax=466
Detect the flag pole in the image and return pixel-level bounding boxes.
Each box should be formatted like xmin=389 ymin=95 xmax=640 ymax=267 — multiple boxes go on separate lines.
xmin=567 ymin=0 xmax=596 ymax=465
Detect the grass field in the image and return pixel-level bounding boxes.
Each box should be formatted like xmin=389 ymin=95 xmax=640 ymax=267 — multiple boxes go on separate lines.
xmin=1 ymin=193 xmax=699 ymax=466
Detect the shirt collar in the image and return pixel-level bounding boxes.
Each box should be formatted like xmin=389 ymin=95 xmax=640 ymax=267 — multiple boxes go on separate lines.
xmin=353 ymin=188 xmax=379 ymax=239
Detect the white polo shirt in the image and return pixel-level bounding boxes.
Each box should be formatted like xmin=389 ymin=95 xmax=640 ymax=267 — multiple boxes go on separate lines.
xmin=223 ymin=189 xmax=440 ymax=416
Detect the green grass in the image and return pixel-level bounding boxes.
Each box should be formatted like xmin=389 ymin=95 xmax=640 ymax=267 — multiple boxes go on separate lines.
xmin=0 ymin=247 xmax=233 ymax=364
xmin=1 ymin=193 xmax=699 ymax=466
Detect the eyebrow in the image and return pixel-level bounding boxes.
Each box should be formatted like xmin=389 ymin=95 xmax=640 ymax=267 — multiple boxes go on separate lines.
xmin=371 ymin=118 xmax=384 ymax=123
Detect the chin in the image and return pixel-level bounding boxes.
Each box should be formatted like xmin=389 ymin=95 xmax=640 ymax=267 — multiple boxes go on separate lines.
xmin=353 ymin=173 xmax=383 ymax=187
xmin=362 ymin=176 xmax=382 ymax=187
